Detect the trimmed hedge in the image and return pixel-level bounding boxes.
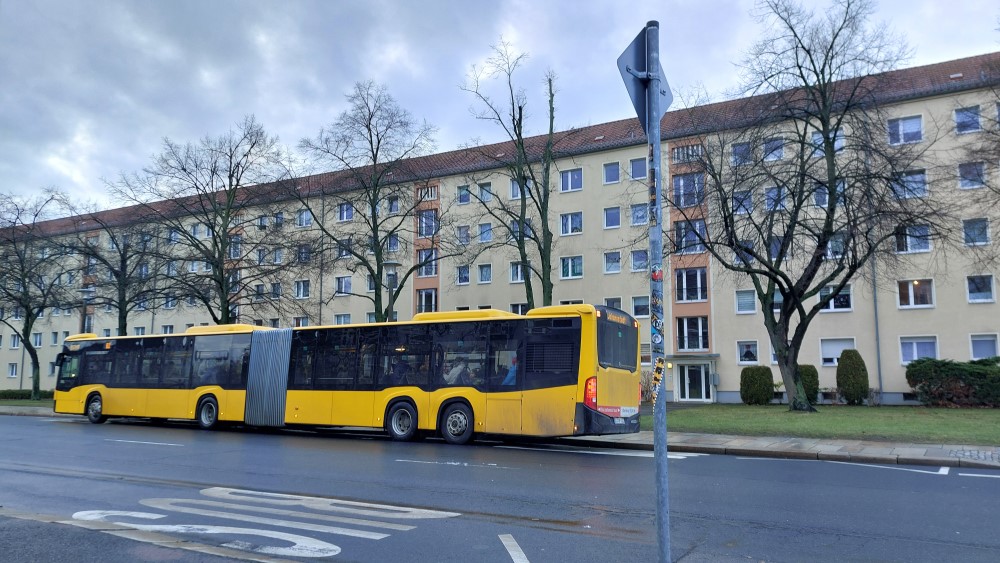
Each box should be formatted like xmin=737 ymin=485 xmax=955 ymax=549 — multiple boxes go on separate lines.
xmin=740 ymin=366 xmax=774 ymax=405
xmin=0 ymin=390 xmax=54 ymax=400
xmin=836 ymin=349 xmax=869 ymax=405
xmin=906 ymin=357 xmax=1000 ymax=407
xmin=798 ymin=364 xmax=819 ymax=405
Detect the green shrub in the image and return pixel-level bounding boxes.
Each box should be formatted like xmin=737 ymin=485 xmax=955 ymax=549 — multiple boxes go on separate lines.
xmin=906 ymin=357 xmax=1000 ymax=407
xmin=836 ymin=349 xmax=869 ymax=405
xmin=740 ymin=366 xmax=774 ymax=405
xmin=798 ymin=364 xmax=819 ymax=405
xmin=0 ymin=390 xmax=54 ymax=400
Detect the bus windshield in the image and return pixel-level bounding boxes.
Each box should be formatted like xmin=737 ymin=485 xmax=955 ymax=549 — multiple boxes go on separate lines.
xmin=56 ymin=350 xmax=81 ymax=392
xmin=596 ymin=307 xmax=638 ymax=371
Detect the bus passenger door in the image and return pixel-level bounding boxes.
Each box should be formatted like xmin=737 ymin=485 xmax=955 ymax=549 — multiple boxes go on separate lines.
xmin=484 ymin=347 xmax=521 ymax=435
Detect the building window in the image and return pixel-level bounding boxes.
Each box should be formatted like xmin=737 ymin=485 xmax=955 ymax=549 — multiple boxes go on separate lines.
xmin=510 ymin=262 xmax=526 ymax=283
xmin=967 ymin=275 xmax=994 ymax=303
xmin=963 ymin=218 xmax=989 ymax=246
xmin=418 ymin=185 xmax=438 ymax=201
xmin=737 ymin=341 xmax=759 ymax=364
xmin=887 ymin=115 xmax=922 ymax=144
xmin=894 ymin=225 xmax=930 ymax=253
xmin=604 ymin=207 xmax=621 ymax=229
xmin=335 ymin=276 xmax=352 ymax=295
xmin=7 ymin=363 xmax=16 ymax=378
xmin=457 ymin=265 xmax=470 ymax=285
xmin=677 ymin=317 xmax=709 ymax=351
xmin=955 ymin=106 xmax=981 ymax=133
xmin=272 ymin=212 xmax=284 ymax=229
xmin=959 ymin=162 xmax=985 ymax=189
xmin=731 ymin=142 xmax=753 ymax=165
xmin=134 ymin=327 xmax=146 ymax=336
xmin=511 ymin=303 xmax=529 ymax=315
xmin=605 ymin=297 xmax=622 ymax=309
xmin=630 ymin=158 xmax=646 ymax=179
xmin=603 ymin=162 xmax=620 ymax=184
xmin=900 ymin=336 xmax=937 ymax=364
xmin=479 ymin=182 xmax=493 ymax=202
xmin=735 ymin=240 xmax=755 ymax=266
xmin=296 ymin=209 xmax=312 ymax=227
xmin=293 ymin=316 xmax=309 ymax=328
xmin=732 ymin=190 xmax=752 ymax=214
xmin=893 ymin=170 xmax=927 ymax=199
xmin=164 ymin=293 xmax=177 ymax=309
xmin=671 ymin=144 xmax=702 ymax=163
xmin=387 ymin=197 xmax=400 ymax=214
xmin=162 ymin=325 xmax=174 ymax=334
xmin=560 ymin=168 xmax=583 ymax=192
xmin=630 ymin=204 xmax=649 ymax=226
xmin=763 ymin=137 xmax=784 ymax=160
xmin=478 ymin=223 xmax=493 ymax=243
xmin=31 ymin=332 xmax=41 ymax=347
xmin=418 ymin=210 xmax=438 ymax=237
xmin=898 ymin=279 xmax=933 ymax=308
xmin=735 ymin=289 xmax=756 ymax=314
xmin=271 ymin=283 xmax=282 ymax=299
xmin=294 ymin=280 xmax=311 ymax=299
xmin=478 ymin=264 xmax=492 ymax=284
xmin=672 ymin=173 xmax=704 ymax=208
xmin=560 ymin=256 xmax=583 ymax=279
xmin=509 ymin=178 xmax=531 ymax=199
xmin=675 ymin=268 xmax=707 ymax=302
xmin=633 ymin=296 xmax=650 ymax=317
xmin=297 ymin=244 xmax=312 ymax=263
xmin=820 ymin=338 xmax=855 ymax=366
xmin=765 ymin=186 xmax=786 ymax=211
xmin=417 ymin=288 xmax=437 ymax=313
xmin=604 ymin=251 xmax=621 ymax=274
xmin=337 ymin=203 xmax=354 ymax=221
xmin=454 ymin=225 xmax=470 ymax=246
xmin=819 ymin=284 xmax=852 ymax=311
xmin=417 ymin=248 xmax=437 ymax=277
xmin=631 ymin=250 xmax=648 ymax=272
xmin=674 ymin=219 xmax=707 ymax=254
xmin=50 ymin=332 xmax=58 ymax=346
xmin=811 ymin=129 xmax=844 ymax=157
xmin=335 ymin=314 xmax=351 ymax=325
xmin=971 ymin=334 xmax=998 ymax=360
xmin=457 ymin=185 xmax=471 ymax=205
xmin=560 ymin=212 xmax=583 ymax=235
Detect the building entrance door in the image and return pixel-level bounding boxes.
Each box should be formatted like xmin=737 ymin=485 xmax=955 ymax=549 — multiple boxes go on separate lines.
xmin=678 ymin=364 xmax=712 ymax=401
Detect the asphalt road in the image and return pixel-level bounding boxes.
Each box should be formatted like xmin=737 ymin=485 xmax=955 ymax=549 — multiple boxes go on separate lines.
xmin=2 ymin=414 xmax=999 ymax=562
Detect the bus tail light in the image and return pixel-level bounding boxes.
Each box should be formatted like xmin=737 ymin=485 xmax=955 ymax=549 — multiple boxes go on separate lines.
xmin=584 ymin=376 xmax=598 ymax=410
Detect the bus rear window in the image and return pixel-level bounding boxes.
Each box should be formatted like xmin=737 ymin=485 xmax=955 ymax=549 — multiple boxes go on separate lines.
xmin=597 ymin=311 xmax=638 ymax=371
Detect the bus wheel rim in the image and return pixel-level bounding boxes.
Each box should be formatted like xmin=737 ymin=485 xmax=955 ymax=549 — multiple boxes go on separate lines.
xmin=392 ymin=410 xmax=411 ymax=434
xmin=446 ymin=411 xmax=467 ymax=436
xmin=201 ymin=402 xmax=216 ymax=425
xmin=88 ymin=397 xmax=101 ymax=417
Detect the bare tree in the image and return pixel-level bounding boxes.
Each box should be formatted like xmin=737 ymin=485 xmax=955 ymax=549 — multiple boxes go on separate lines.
xmin=668 ymin=0 xmax=962 ymax=411
xmin=461 ymin=41 xmax=572 ymax=308
xmin=299 ymin=81 xmax=457 ymax=322
xmin=0 ymin=192 xmax=75 ymax=400
xmin=111 ymin=116 xmax=305 ymax=325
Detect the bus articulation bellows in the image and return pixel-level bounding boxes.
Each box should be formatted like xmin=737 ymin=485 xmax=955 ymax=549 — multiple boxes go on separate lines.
xmin=54 ymin=304 xmax=641 ymax=445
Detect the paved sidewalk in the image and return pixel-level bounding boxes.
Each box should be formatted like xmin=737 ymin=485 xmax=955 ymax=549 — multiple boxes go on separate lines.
xmin=5 ymin=406 xmax=999 ymax=470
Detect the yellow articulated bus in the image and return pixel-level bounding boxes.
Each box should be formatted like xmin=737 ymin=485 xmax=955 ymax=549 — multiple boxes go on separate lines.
xmin=54 ymin=304 xmax=641 ymax=445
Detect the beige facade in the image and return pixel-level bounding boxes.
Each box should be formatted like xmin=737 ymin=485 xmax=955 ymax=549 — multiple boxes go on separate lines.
xmin=4 ymin=53 xmax=999 ymax=405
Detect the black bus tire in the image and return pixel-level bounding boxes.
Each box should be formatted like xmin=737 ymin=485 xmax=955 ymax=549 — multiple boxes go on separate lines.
xmin=197 ymin=397 xmax=219 ymax=430
xmin=86 ymin=394 xmax=107 ymax=424
xmin=440 ymin=403 xmax=473 ymax=445
xmin=386 ymin=402 xmax=417 ymax=441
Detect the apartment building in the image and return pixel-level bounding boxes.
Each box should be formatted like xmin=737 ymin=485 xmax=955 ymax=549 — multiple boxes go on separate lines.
xmin=3 ymin=52 xmax=998 ymax=405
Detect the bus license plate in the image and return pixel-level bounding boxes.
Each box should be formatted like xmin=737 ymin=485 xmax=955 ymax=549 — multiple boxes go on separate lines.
xmin=614 ymin=417 xmax=625 ymax=425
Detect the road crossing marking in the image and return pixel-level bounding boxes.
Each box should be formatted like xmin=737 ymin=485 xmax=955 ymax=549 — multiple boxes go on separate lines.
xmin=499 ymin=534 xmax=531 ymax=563
xmin=106 ymin=439 xmax=184 ymax=447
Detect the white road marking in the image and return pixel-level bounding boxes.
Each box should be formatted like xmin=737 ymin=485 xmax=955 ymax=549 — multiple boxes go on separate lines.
xmin=200 ymin=487 xmax=461 ymax=519
xmin=72 ymin=510 xmax=339 ymax=557
xmin=496 ymin=445 xmax=706 ymax=459
xmin=826 ymin=461 xmax=950 ymax=475
xmin=499 ymin=534 xmax=530 ymax=563
xmin=396 ymin=459 xmax=517 ymax=469
xmin=106 ymin=439 xmax=183 ymax=447
xmin=141 ymin=498 xmax=414 ymax=531
xmin=958 ymin=472 xmax=1000 ymax=479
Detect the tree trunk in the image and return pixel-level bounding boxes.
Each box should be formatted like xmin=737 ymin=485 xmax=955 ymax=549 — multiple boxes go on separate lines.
xmin=778 ymin=356 xmax=816 ymax=413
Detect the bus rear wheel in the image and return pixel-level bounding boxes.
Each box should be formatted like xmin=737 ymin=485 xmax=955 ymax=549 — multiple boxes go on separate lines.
xmin=197 ymin=397 xmax=219 ymax=430
xmin=86 ymin=395 xmax=107 ymax=424
xmin=387 ymin=402 xmax=417 ymax=441
xmin=440 ymin=403 xmax=473 ymax=445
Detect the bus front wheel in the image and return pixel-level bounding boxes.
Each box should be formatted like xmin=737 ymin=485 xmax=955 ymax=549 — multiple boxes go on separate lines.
xmin=440 ymin=403 xmax=473 ymax=445
xmin=387 ymin=402 xmax=417 ymax=441
xmin=86 ymin=395 xmax=107 ymax=424
xmin=197 ymin=397 xmax=219 ymax=430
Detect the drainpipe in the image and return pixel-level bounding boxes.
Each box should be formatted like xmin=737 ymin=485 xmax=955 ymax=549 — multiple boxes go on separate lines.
xmin=870 ymin=259 xmax=884 ymax=403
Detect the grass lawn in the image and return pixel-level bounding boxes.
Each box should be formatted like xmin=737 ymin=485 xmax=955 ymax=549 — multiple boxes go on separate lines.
xmin=0 ymin=399 xmax=54 ymax=408
xmin=641 ymin=404 xmax=1000 ymax=446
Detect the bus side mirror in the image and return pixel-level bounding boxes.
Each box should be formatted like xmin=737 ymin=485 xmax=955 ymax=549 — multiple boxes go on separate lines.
xmin=55 ymin=353 xmax=64 ymax=367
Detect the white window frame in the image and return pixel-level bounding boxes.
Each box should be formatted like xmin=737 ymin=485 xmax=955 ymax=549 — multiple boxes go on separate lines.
xmin=887 ymin=115 xmax=923 ymax=145
xmin=604 ymin=251 xmax=621 ymax=274
xmin=630 ymin=249 xmax=648 ymax=272
xmin=294 ymin=279 xmax=311 ymax=299
xmin=955 ymin=106 xmax=981 ymax=134
xmin=337 ymin=203 xmax=354 ymax=221
xmin=604 ymin=207 xmax=621 ymax=229
xmin=560 ymin=212 xmax=583 ymax=236
xmin=763 ymin=137 xmax=784 ymax=161
xmin=509 ymin=262 xmax=526 ymax=284
xmin=676 ymin=316 xmax=709 ymax=351
xmin=811 ymin=129 xmax=844 ymax=157
xmin=334 ymin=314 xmax=352 ymax=325
xmin=819 ymin=284 xmax=853 ymax=312
xmin=967 ymin=274 xmax=994 ymax=303
xmin=335 ymin=276 xmax=352 ymax=295
xmin=479 ymin=182 xmax=493 ymax=202
xmin=632 ymin=295 xmax=650 ymax=318
xmin=900 ymin=335 xmax=938 ymax=364
xmin=675 ymin=267 xmax=707 ymax=302
xmin=672 ymin=172 xmax=704 ymax=208
xmin=630 ymin=158 xmax=646 ymax=179
xmin=560 ymin=168 xmax=583 ymax=192
xmin=417 ymin=248 xmax=437 ymax=277
xmin=897 ymin=279 xmax=934 ymax=309
xmin=603 ymin=162 xmax=620 ymax=184
xmin=737 ymin=340 xmax=759 ymax=365
xmin=735 ymin=289 xmax=756 ymax=314
xmin=478 ymin=223 xmax=493 ymax=243
xmin=478 ymin=264 xmax=492 ymax=284
xmin=457 ymin=185 xmax=471 ymax=205
xmin=296 ymin=209 xmax=313 ymax=227
xmin=959 ymin=162 xmax=985 ymax=189
xmin=630 ymin=204 xmax=649 ymax=226
xmin=963 ymin=218 xmax=990 ymax=246
xmin=731 ymin=142 xmax=753 ymax=166
xmin=893 ymin=170 xmax=927 ymax=199
xmin=456 ymin=265 xmax=470 ymax=286
xmin=895 ymin=225 xmax=931 ymax=253
xmin=820 ymin=337 xmax=855 ymax=366
xmin=560 ymin=256 xmax=584 ymax=280
xmin=971 ymin=334 xmax=999 ymax=361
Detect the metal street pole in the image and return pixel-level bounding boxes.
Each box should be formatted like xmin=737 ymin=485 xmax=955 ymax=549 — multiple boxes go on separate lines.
xmin=617 ymin=20 xmax=673 ymax=562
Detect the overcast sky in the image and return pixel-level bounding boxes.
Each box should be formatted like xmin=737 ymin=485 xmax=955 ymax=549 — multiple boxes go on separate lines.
xmin=2 ymin=0 xmax=998 ymax=204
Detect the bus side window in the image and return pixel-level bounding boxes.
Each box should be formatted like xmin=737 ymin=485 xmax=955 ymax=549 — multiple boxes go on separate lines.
xmin=357 ymin=328 xmax=379 ymax=390
xmin=487 ymin=320 xmax=524 ymax=391
xmin=140 ymin=338 xmax=164 ymax=388
xmin=161 ymin=336 xmax=192 ymax=388
xmin=230 ymin=333 xmax=251 ymax=388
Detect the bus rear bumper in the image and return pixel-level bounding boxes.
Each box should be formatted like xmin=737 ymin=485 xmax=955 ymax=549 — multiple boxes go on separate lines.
xmin=574 ymin=404 xmax=640 ymax=435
